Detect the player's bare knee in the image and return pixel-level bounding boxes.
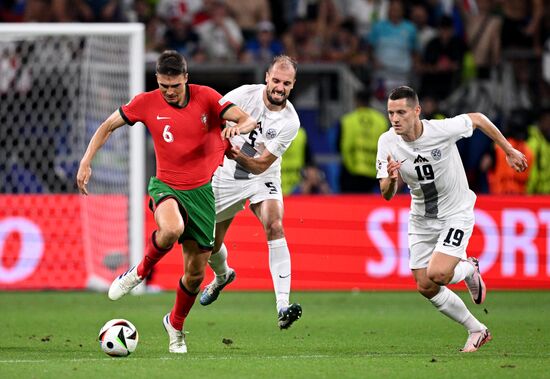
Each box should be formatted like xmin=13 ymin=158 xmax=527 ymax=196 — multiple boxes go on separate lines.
xmin=158 ymin=225 xmax=183 ymax=245
xmin=265 ymin=219 xmax=284 ymax=239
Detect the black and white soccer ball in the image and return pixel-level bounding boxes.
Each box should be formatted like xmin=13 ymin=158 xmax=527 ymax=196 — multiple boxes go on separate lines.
xmin=98 ymin=319 xmax=139 ymax=357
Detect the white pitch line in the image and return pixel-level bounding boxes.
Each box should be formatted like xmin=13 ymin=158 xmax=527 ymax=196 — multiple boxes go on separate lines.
xmin=0 ymin=352 xmax=547 ymax=364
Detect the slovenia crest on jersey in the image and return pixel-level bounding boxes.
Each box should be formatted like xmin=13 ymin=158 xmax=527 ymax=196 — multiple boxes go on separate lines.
xmin=266 ymin=128 xmax=277 ymax=139
xmin=431 ymin=148 xmax=442 ymax=161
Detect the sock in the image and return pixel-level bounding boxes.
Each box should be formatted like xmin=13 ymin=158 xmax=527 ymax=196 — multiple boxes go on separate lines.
xmin=208 ymin=243 xmax=230 ymax=285
xmin=137 ymin=231 xmax=172 ymax=278
xmin=429 ymin=286 xmax=484 ymax=332
xmin=449 ymin=260 xmax=475 ymax=284
xmin=169 ymin=279 xmax=198 ymax=331
xmin=268 ymin=238 xmax=291 ymax=312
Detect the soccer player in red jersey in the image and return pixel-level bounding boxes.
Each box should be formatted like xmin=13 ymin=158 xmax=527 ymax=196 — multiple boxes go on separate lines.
xmin=76 ymin=50 xmax=256 ymax=353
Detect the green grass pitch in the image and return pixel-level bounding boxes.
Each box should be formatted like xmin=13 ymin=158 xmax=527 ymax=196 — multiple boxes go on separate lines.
xmin=0 ymin=291 xmax=549 ymax=378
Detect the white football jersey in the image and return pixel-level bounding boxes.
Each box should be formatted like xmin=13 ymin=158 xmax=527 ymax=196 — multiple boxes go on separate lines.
xmin=215 ymin=84 xmax=300 ymax=180
xmin=376 ymin=114 xmax=477 ymax=219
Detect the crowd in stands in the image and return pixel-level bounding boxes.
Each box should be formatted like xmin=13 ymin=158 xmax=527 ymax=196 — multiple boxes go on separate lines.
xmin=1 ymin=0 xmax=549 ymax=194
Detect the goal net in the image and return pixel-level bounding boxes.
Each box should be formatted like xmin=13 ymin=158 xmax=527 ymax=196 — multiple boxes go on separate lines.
xmin=0 ymin=24 xmax=144 ymax=290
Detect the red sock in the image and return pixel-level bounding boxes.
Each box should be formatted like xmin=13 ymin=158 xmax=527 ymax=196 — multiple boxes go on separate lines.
xmin=169 ymin=279 xmax=198 ymax=331
xmin=137 ymin=231 xmax=172 ymax=278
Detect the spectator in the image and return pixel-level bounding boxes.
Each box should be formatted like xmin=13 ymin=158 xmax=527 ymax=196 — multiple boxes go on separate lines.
xmin=284 ymin=0 xmax=341 ymax=29
xmin=194 ymin=0 xmax=244 ymax=62
xmin=498 ymin=0 xmax=544 ymax=54
xmin=1 ymin=0 xmax=26 ymax=22
xmin=487 ymin=109 xmax=533 ymax=194
xmin=338 ymin=89 xmax=389 ymax=193
xmin=24 ymin=0 xmax=73 ymax=21
xmin=294 ymin=165 xmax=331 ymax=195
xmin=410 ymin=2 xmax=437 ymax=57
xmin=368 ymin=0 xmax=418 ymax=100
xmin=527 ymin=107 xmax=550 ymax=194
xmin=463 ymin=0 xmax=502 ymax=80
xmin=73 ymin=0 xmax=126 ymax=22
xmin=144 ymin=16 xmax=168 ymax=58
xmin=340 ymin=0 xmax=389 ymax=41
xmin=133 ymin=0 xmax=166 ymax=58
xmin=225 ymin=0 xmax=272 ymax=42
xmin=240 ymin=21 xmax=284 ymax=65
xmin=281 ymin=17 xmax=323 ymax=63
xmin=133 ymin=0 xmax=156 ymax=24
xmin=420 ymin=16 xmax=465 ymax=99
xmin=165 ymin=17 xmax=200 ymax=58
xmin=283 ymin=0 xmax=340 ymax=60
xmin=156 ymin=0 xmax=203 ymax=23
xmin=324 ymin=19 xmax=368 ymax=67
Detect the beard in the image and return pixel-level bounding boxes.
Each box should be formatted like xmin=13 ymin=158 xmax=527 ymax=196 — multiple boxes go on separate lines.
xmin=266 ymin=89 xmax=287 ymax=106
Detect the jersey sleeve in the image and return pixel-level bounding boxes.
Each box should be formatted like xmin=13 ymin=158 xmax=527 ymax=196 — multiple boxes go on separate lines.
xmin=376 ymin=132 xmax=393 ymax=179
xmin=265 ymin=113 xmax=300 ymax=158
xmin=220 ymin=85 xmax=252 ymax=108
xmin=436 ymin=114 xmax=474 ymax=141
xmin=119 ymin=92 xmax=148 ymax=126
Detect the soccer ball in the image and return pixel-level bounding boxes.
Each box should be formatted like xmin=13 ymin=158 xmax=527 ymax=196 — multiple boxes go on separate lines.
xmin=98 ymin=319 xmax=139 ymax=357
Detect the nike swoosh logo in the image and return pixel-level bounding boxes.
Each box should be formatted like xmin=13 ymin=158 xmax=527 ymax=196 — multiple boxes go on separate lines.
xmin=278 ymin=274 xmax=290 ymax=279
xmin=473 ymin=333 xmax=484 ymax=348
xmin=156 ymin=115 xmax=171 ymax=120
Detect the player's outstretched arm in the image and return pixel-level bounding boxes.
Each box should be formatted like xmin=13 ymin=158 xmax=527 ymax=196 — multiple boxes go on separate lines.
xmin=467 ymin=112 xmax=528 ymax=173
xmin=77 ymin=110 xmax=126 ymax=195
xmin=379 ymin=154 xmax=401 ymax=201
xmin=221 ymin=106 xmax=257 ymax=139
xmin=226 ymin=146 xmax=277 ymax=175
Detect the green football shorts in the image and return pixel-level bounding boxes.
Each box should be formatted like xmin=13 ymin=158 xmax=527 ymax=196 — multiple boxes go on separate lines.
xmin=148 ymin=177 xmax=215 ymax=250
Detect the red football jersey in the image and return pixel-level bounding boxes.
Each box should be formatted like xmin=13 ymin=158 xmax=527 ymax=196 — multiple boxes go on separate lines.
xmin=120 ymin=84 xmax=232 ymax=190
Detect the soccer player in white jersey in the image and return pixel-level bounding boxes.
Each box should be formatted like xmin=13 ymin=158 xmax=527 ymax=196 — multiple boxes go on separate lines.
xmin=376 ymin=86 xmax=528 ymax=352
xmin=200 ymin=55 xmax=303 ymax=329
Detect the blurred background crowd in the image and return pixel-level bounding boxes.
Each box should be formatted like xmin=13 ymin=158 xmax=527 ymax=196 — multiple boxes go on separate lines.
xmin=1 ymin=0 xmax=549 ymax=195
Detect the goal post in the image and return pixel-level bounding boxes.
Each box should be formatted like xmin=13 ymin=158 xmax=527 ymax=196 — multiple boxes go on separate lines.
xmin=0 ymin=23 xmax=145 ymax=290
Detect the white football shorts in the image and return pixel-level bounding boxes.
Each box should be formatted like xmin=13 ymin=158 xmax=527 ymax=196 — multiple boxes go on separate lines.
xmin=212 ymin=175 xmax=283 ymax=222
xmin=408 ymin=211 xmax=475 ymax=269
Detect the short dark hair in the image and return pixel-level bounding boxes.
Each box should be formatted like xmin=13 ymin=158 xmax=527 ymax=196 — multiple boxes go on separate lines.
xmin=268 ymin=55 xmax=298 ymax=75
xmin=156 ymin=50 xmax=187 ymax=76
xmin=388 ymin=86 xmax=419 ymax=107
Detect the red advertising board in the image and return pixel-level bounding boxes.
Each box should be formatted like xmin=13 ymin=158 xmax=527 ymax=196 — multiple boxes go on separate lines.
xmin=1 ymin=194 xmax=550 ymax=290
xmin=147 ymin=195 xmax=550 ymax=291
xmin=0 ymin=195 xmax=128 ymax=290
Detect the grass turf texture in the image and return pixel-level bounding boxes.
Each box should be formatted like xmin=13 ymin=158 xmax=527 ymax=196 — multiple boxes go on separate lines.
xmin=0 ymin=291 xmax=548 ymax=378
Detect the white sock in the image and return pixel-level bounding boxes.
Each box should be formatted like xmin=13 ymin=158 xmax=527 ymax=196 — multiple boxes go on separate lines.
xmin=208 ymin=243 xmax=230 ymax=285
xmin=449 ymin=260 xmax=475 ymax=284
xmin=429 ymin=286 xmax=484 ymax=332
xmin=268 ymin=238 xmax=291 ymax=312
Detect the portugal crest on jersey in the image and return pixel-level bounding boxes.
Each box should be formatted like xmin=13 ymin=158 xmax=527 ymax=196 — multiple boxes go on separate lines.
xmin=201 ymin=113 xmax=208 ymax=128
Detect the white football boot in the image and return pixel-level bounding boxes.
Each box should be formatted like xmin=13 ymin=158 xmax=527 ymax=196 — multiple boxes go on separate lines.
xmin=108 ymin=266 xmax=143 ymax=300
xmin=163 ymin=313 xmax=187 ymax=353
